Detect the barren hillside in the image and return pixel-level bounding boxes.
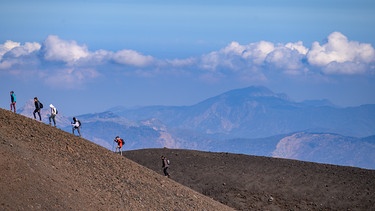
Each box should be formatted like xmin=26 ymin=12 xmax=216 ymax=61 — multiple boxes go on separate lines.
xmin=0 ymin=109 xmax=233 ymax=211
xmin=2 ymin=107 xmax=375 ymax=211
xmin=125 ymin=148 xmax=375 ymax=210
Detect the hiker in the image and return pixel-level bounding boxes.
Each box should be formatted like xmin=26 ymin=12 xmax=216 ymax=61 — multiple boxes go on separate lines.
xmin=49 ymin=104 xmax=57 ymax=127
xmin=33 ymin=97 xmax=43 ymax=121
xmin=114 ymin=136 xmax=124 ymax=155
xmin=10 ymin=91 xmax=16 ymax=113
xmin=71 ymin=117 xmax=81 ymax=137
xmin=161 ymin=155 xmax=170 ymax=178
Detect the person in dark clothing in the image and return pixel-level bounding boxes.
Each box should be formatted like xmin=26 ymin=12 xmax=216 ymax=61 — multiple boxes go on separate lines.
xmin=33 ymin=97 xmax=42 ymax=121
xmin=161 ymin=155 xmax=170 ymax=178
xmin=71 ymin=117 xmax=81 ymax=137
xmin=10 ymin=91 xmax=16 ymax=113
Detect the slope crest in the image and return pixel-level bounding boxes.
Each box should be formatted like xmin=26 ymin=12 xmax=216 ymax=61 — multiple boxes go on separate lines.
xmin=0 ymin=109 xmax=232 ymax=210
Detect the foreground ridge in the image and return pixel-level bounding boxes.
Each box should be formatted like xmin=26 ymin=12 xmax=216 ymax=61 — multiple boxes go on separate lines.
xmin=126 ymin=148 xmax=375 ymax=210
xmin=0 ymin=109 xmax=233 ymax=210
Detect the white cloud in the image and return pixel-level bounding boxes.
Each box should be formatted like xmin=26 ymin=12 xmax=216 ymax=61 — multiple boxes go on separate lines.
xmin=43 ymin=35 xmax=89 ymax=64
xmin=44 ymin=67 xmax=100 ymax=88
xmin=199 ymin=41 xmax=275 ymax=72
xmin=265 ymin=46 xmax=306 ymax=75
xmin=198 ymin=33 xmax=375 ymax=77
xmin=323 ymin=62 xmax=368 ymax=75
xmin=112 ymin=49 xmax=154 ymax=67
xmin=166 ymin=58 xmax=196 ymax=67
xmin=0 ymin=40 xmax=20 ymax=59
xmin=200 ymin=51 xmax=220 ymax=71
xmin=9 ymin=42 xmax=41 ymax=57
xmin=0 ymin=40 xmax=41 ymax=59
xmin=0 ymin=40 xmax=41 ymax=70
xmin=1 ymin=32 xmax=374 ymax=89
xmin=285 ymin=41 xmax=308 ymax=55
xmin=242 ymin=41 xmax=275 ymax=65
xmin=77 ymin=49 xmax=113 ymax=66
xmin=222 ymin=41 xmax=246 ymax=55
xmin=199 ymin=40 xmax=308 ymax=76
xmin=307 ymin=32 xmax=375 ymax=74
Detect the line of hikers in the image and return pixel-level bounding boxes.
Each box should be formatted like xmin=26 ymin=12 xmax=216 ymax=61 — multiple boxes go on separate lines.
xmin=8 ymin=91 xmax=82 ymax=137
xmin=113 ymin=136 xmax=170 ymax=177
xmin=9 ymin=91 xmax=171 ymax=177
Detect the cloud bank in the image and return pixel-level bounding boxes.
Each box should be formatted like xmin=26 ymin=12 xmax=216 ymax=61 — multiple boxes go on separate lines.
xmin=1 ymin=32 xmax=374 ymax=88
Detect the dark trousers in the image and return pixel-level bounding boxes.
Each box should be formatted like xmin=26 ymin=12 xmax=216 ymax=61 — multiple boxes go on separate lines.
xmin=49 ymin=114 xmax=56 ymax=126
xmin=10 ymin=102 xmax=16 ymax=113
xmin=72 ymin=126 xmax=81 ymax=136
xmin=33 ymin=109 xmax=41 ymax=120
xmin=163 ymin=167 xmax=169 ymax=177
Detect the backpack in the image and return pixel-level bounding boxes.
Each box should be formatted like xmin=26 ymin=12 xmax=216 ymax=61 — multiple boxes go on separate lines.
xmin=56 ymin=109 xmax=58 ymax=114
xmin=39 ymin=102 xmax=44 ymax=108
xmin=77 ymin=120 xmax=81 ymax=126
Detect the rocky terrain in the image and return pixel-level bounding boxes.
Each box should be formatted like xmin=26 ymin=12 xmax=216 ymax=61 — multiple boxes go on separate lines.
xmin=0 ymin=109 xmax=232 ymax=211
xmin=1 ymin=108 xmax=375 ymax=210
xmin=125 ymin=148 xmax=375 ymax=210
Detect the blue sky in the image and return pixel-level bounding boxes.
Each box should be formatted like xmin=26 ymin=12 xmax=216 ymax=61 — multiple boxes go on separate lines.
xmin=1 ymin=0 xmax=375 ymax=116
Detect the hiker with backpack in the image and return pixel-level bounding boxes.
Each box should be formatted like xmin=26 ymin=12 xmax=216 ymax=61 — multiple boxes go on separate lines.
xmin=10 ymin=91 xmax=16 ymax=113
xmin=33 ymin=97 xmax=43 ymax=121
xmin=71 ymin=117 xmax=81 ymax=137
xmin=114 ymin=136 xmax=124 ymax=155
xmin=48 ymin=104 xmax=57 ymax=127
xmin=161 ymin=155 xmax=170 ymax=178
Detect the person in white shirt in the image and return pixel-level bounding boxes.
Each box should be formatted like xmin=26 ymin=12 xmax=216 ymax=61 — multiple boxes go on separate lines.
xmin=49 ymin=104 xmax=57 ymax=127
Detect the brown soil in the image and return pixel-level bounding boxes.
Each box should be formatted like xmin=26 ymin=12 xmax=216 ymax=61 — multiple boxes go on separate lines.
xmin=2 ymin=108 xmax=375 ymax=211
xmin=0 ymin=109 xmax=233 ymax=211
xmin=125 ymin=148 xmax=375 ymax=210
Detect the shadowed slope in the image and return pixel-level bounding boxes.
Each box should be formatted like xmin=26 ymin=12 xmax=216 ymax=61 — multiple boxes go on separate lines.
xmin=0 ymin=109 xmax=233 ymax=210
xmin=125 ymin=148 xmax=375 ymax=210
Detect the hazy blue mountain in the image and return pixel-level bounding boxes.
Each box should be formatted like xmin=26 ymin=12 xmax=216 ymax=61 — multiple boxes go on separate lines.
xmin=300 ymin=99 xmax=338 ymax=107
xmin=272 ymin=132 xmax=375 ymax=169
xmin=17 ymin=86 xmax=375 ymax=169
xmin=207 ymin=132 xmax=375 ymax=169
xmin=109 ymin=86 xmax=375 ymax=138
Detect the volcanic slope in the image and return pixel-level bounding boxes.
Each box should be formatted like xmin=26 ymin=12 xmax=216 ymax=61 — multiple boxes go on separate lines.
xmin=125 ymin=148 xmax=375 ymax=211
xmin=0 ymin=109 xmax=233 ymax=211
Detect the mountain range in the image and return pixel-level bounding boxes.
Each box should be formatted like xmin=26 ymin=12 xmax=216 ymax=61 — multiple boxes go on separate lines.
xmin=3 ymin=108 xmax=374 ymax=210
xmin=18 ymin=86 xmax=375 ymax=169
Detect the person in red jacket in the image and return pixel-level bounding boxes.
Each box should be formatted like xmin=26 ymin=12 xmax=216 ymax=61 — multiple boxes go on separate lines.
xmin=114 ymin=136 xmax=124 ymax=155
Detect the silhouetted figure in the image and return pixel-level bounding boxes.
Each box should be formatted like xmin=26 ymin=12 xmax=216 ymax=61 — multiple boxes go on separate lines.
xmin=71 ymin=117 xmax=81 ymax=137
xmin=33 ymin=97 xmax=43 ymax=121
xmin=10 ymin=91 xmax=16 ymax=113
xmin=49 ymin=104 xmax=57 ymax=127
xmin=114 ymin=136 xmax=125 ymax=155
xmin=161 ymin=155 xmax=170 ymax=178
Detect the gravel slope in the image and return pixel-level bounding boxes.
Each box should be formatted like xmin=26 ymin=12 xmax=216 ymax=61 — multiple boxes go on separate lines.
xmin=125 ymin=147 xmax=375 ymax=210
xmin=0 ymin=109 xmax=233 ymax=211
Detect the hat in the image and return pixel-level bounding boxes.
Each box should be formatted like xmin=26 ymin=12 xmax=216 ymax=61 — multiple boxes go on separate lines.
xmin=49 ymin=104 xmax=54 ymax=108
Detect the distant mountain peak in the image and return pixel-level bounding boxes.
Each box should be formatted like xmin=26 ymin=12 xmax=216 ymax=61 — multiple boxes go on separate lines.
xmin=225 ymin=86 xmax=272 ymax=95
xmin=214 ymin=86 xmax=290 ymax=102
